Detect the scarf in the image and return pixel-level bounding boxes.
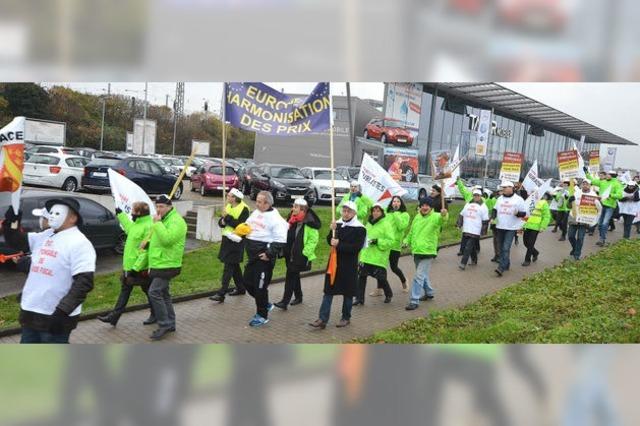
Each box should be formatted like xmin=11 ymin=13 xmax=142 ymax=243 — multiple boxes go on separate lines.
xmin=288 ymin=212 xmax=306 ymax=228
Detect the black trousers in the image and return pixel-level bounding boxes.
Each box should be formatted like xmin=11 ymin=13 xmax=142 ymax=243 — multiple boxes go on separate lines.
xmin=551 ymin=210 xmax=559 ymax=230
xmin=379 ymin=250 xmax=406 ymax=288
xmin=112 ymin=272 xmax=154 ymax=319
xmin=358 ymin=263 xmax=392 ymax=302
xmin=522 ymin=229 xmax=540 ymax=262
xmin=217 ymin=262 xmax=245 ymax=296
xmin=460 ymin=234 xmax=479 ymax=265
xmin=280 ymin=267 xmax=303 ymax=305
xmin=556 ymin=211 xmax=569 ymax=237
xmin=491 ymin=224 xmax=500 ymax=259
xmin=244 ymin=258 xmax=275 ymax=318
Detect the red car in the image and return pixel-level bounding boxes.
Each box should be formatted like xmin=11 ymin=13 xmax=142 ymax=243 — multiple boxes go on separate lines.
xmin=190 ymin=164 xmax=240 ymax=196
xmin=364 ymin=118 xmax=414 ymax=145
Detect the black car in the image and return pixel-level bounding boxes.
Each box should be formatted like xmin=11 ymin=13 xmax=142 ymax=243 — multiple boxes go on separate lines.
xmin=249 ymin=164 xmax=316 ymax=205
xmin=0 ymin=194 xmax=126 ymax=257
xmin=81 ymin=157 xmax=183 ymax=200
xmin=237 ymin=165 xmax=263 ymax=195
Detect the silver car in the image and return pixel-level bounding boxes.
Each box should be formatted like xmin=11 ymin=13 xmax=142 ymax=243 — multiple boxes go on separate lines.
xmin=23 ymin=154 xmax=89 ymax=192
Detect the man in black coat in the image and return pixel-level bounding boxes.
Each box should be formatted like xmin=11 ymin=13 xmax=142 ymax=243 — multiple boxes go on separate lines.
xmin=309 ymin=201 xmax=366 ymax=329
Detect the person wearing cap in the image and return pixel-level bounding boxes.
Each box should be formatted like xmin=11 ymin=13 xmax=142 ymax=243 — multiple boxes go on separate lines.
xmin=354 ymin=203 xmax=394 ymax=305
xmin=336 ymin=181 xmax=373 ymax=223
xmin=456 ymin=189 xmax=489 ymax=270
xmin=243 ymin=191 xmax=288 ymax=327
xmin=98 ymin=201 xmax=155 ymax=327
xmin=310 ymin=201 xmax=366 ymax=329
xmin=404 ymin=197 xmax=448 ymax=310
xmin=584 ymin=167 xmax=623 ymax=246
xmin=617 ymin=180 xmax=639 ymax=239
xmin=3 ymin=198 xmax=96 ymax=343
xmin=210 ymin=188 xmax=250 ymax=303
xmin=146 ymin=194 xmax=188 ymax=341
xmin=274 ymin=198 xmax=321 ymax=310
xmin=521 ymin=191 xmax=552 ymax=267
xmin=455 ymin=179 xmax=488 ymax=256
xmin=567 ymin=179 xmax=602 ymax=260
xmin=492 ymin=180 xmax=526 ymax=277
xmin=554 ymin=180 xmax=571 ymax=241
xmin=550 ymin=186 xmax=561 ymax=233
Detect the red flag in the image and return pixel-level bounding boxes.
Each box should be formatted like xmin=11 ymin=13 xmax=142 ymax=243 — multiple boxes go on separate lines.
xmin=326 ymin=246 xmax=338 ymax=286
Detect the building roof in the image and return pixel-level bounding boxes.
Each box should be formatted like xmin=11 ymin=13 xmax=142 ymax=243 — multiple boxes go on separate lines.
xmin=424 ymin=83 xmax=636 ymax=146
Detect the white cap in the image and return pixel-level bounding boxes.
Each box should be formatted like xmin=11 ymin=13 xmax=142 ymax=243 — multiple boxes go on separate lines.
xmin=582 ymin=179 xmax=592 ymax=185
xmin=350 ymin=180 xmax=360 ymax=187
xmin=472 ymin=185 xmax=482 ymax=190
xmin=605 ymin=169 xmax=615 ymax=174
xmin=472 ymin=189 xmax=483 ymax=196
xmin=500 ymin=180 xmax=514 ymax=188
xmin=293 ymin=198 xmax=308 ymax=206
xmin=229 ymin=188 xmax=244 ymax=200
xmin=627 ymin=181 xmax=638 ymax=187
xmin=342 ymin=201 xmax=358 ymax=212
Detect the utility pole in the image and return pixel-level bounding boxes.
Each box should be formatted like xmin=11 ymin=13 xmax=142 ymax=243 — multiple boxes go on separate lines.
xmin=142 ymin=82 xmax=148 ymax=155
xmin=165 ymin=94 xmax=169 ymax=108
xmin=345 ymin=83 xmax=355 ymax=166
xmin=99 ymin=83 xmax=110 ymax=151
xmin=172 ymin=82 xmax=185 ymax=156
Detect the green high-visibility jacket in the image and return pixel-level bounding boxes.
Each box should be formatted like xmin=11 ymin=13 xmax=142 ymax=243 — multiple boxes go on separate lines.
xmin=386 ymin=210 xmax=411 ymax=252
xmin=117 ymin=212 xmax=152 ymax=272
xmin=523 ymin=199 xmax=551 ymax=232
xmin=404 ymin=210 xmax=448 ymax=257
xmin=148 ymin=208 xmax=188 ymax=269
xmin=586 ymin=172 xmax=623 ymax=209
xmin=336 ymin=193 xmax=374 ymax=223
xmin=359 ymin=215 xmax=394 ymax=268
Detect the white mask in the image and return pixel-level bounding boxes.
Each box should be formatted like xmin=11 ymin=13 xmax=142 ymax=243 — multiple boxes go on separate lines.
xmin=48 ymin=204 xmax=69 ymax=230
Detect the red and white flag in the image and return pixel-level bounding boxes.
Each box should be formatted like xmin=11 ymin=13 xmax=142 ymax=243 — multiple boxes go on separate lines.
xmin=0 ymin=117 xmax=26 ymax=215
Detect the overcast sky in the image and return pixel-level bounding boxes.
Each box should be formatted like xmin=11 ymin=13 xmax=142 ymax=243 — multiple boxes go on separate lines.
xmin=48 ymin=82 xmax=640 ymax=169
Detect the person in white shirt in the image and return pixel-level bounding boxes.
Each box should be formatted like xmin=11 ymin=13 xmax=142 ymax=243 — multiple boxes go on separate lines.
xmin=457 ymin=189 xmax=490 ymax=270
xmin=567 ymin=179 xmax=602 ymax=261
xmin=243 ymin=191 xmax=288 ymax=327
xmin=492 ymin=181 xmax=526 ymax=277
xmin=3 ymin=198 xmax=96 ymax=344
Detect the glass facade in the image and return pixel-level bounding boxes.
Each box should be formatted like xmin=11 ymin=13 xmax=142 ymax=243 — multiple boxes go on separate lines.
xmin=416 ymin=89 xmax=595 ymax=179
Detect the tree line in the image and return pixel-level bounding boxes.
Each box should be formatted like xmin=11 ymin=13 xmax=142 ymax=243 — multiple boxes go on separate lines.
xmin=0 ymin=83 xmax=255 ymax=157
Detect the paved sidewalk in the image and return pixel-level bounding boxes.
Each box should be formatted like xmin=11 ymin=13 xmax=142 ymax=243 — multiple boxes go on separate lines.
xmin=0 ymin=228 xmax=624 ymax=343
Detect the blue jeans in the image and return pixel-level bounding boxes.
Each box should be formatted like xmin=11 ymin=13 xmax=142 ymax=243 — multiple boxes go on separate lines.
xmin=568 ymin=224 xmax=587 ymax=260
xmin=410 ymin=257 xmax=434 ymax=303
xmin=598 ymin=206 xmax=615 ymax=241
xmin=622 ymin=214 xmax=635 ymax=239
xmin=495 ymin=229 xmax=516 ymax=272
xmin=319 ymin=294 xmax=353 ymax=323
xmin=20 ymin=328 xmax=71 ymax=344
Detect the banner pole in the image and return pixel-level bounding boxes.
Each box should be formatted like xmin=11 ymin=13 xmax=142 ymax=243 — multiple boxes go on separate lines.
xmin=221 ymin=82 xmax=228 ymax=202
xmin=329 ymin=83 xmax=336 ymax=238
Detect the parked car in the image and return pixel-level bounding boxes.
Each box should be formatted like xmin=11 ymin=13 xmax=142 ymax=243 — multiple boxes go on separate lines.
xmin=23 ymin=154 xmax=89 ymax=192
xmin=249 ymin=164 xmax=316 ymax=205
xmin=81 ymin=157 xmax=183 ymax=199
xmin=336 ymin=166 xmax=360 ymax=181
xmin=417 ymin=174 xmax=437 ymax=199
xmin=26 ymin=145 xmax=78 ymax=156
xmin=300 ymin=167 xmax=351 ymax=203
xmin=155 ymin=157 xmax=181 ymax=177
xmin=364 ymin=118 xmax=414 ymax=145
xmin=237 ymin=164 xmax=263 ymax=195
xmin=0 ymin=194 xmax=126 ymax=256
xmin=190 ymin=164 xmax=241 ymax=196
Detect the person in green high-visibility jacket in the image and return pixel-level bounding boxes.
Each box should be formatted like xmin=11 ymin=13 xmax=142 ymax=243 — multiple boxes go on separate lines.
xmin=555 ymin=180 xmax=571 ymax=241
xmin=521 ymin=192 xmax=552 ymax=266
xmin=336 ymin=181 xmax=374 ymax=223
xmin=584 ymin=167 xmax=623 ymax=246
xmin=355 ymin=204 xmax=395 ymax=305
xmin=98 ymin=201 xmax=154 ymax=327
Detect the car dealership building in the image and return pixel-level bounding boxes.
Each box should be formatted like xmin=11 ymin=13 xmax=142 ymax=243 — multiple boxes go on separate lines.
xmin=253 ymin=83 xmax=636 ymax=179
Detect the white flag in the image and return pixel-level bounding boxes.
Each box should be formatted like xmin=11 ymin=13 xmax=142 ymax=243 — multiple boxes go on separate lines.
xmin=524 ymin=178 xmax=553 ymax=216
xmin=620 ymin=170 xmax=632 ymax=184
xmin=572 ymin=141 xmax=586 ymax=179
xmin=444 ymin=145 xmax=460 ymax=198
xmin=600 ymin=184 xmax=611 ymax=201
xmin=522 ymin=160 xmax=543 ymax=194
xmin=108 ymin=169 xmax=157 ymax=217
xmin=0 ymin=117 xmax=26 ymax=215
xmin=358 ymin=153 xmax=407 ymax=208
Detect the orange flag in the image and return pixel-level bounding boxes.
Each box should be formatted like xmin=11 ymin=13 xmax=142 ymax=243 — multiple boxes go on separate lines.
xmin=0 ymin=117 xmax=26 ymax=215
xmin=326 ymin=246 xmax=338 ymax=285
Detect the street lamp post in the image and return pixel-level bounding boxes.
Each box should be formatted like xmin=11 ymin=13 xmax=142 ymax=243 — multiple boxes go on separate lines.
xmin=99 ymin=83 xmax=110 ymax=151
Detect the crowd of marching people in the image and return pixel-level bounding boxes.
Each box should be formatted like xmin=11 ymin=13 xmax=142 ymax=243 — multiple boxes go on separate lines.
xmin=2 ymin=165 xmax=639 ymax=342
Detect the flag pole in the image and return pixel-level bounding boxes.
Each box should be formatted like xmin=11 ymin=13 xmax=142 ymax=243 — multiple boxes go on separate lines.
xmin=221 ymin=82 xmax=228 ymax=202
xmin=329 ymin=83 xmax=336 ymax=237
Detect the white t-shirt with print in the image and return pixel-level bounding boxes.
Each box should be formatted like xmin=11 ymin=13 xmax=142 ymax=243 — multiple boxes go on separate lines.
xmin=495 ymin=194 xmax=526 ymax=231
xmin=21 ymin=227 xmax=96 ymax=316
xmin=460 ymin=202 xmax=489 ymax=236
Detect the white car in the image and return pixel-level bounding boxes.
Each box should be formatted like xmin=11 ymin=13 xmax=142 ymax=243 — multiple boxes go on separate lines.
xmin=300 ymin=167 xmax=351 ymax=203
xmin=23 ymin=153 xmax=89 ymax=192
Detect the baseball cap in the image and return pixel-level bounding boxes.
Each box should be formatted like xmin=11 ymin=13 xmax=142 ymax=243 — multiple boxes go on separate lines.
xmin=500 ymin=180 xmax=514 ymax=188
xmin=293 ymin=198 xmax=308 ymax=206
xmin=229 ymin=188 xmax=244 ymax=200
xmin=472 ymin=189 xmax=483 ymax=196
xmin=156 ymin=194 xmax=173 ymax=205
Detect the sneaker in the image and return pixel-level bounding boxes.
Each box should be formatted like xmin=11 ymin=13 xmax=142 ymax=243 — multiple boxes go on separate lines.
xmin=495 ymin=268 xmax=503 ymax=277
xmin=384 ymin=296 xmax=392 ymax=303
xmin=267 ymin=303 xmax=274 ymax=312
xmin=228 ymin=289 xmax=246 ymax=296
xmin=209 ymin=294 xmax=225 ymax=303
xmin=596 ymin=240 xmax=605 ymax=247
xmin=249 ymin=315 xmax=270 ymax=327
xmin=309 ymin=319 xmax=326 ymax=329
xmin=458 ymin=263 xmax=466 ymax=270
xmin=521 ymin=260 xmax=531 ymax=267
xmin=405 ymin=303 xmax=419 ymax=311
xmin=369 ymin=288 xmax=384 ymax=297
xmin=248 ymin=314 xmax=259 ymax=325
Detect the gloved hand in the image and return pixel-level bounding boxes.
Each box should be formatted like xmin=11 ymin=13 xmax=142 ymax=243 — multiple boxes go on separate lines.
xmin=4 ymin=207 xmax=21 ymax=224
xmin=49 ymin=308 xmax=69 ymax=335
xmin=115 ymin=207 xmax=123 ymax=215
